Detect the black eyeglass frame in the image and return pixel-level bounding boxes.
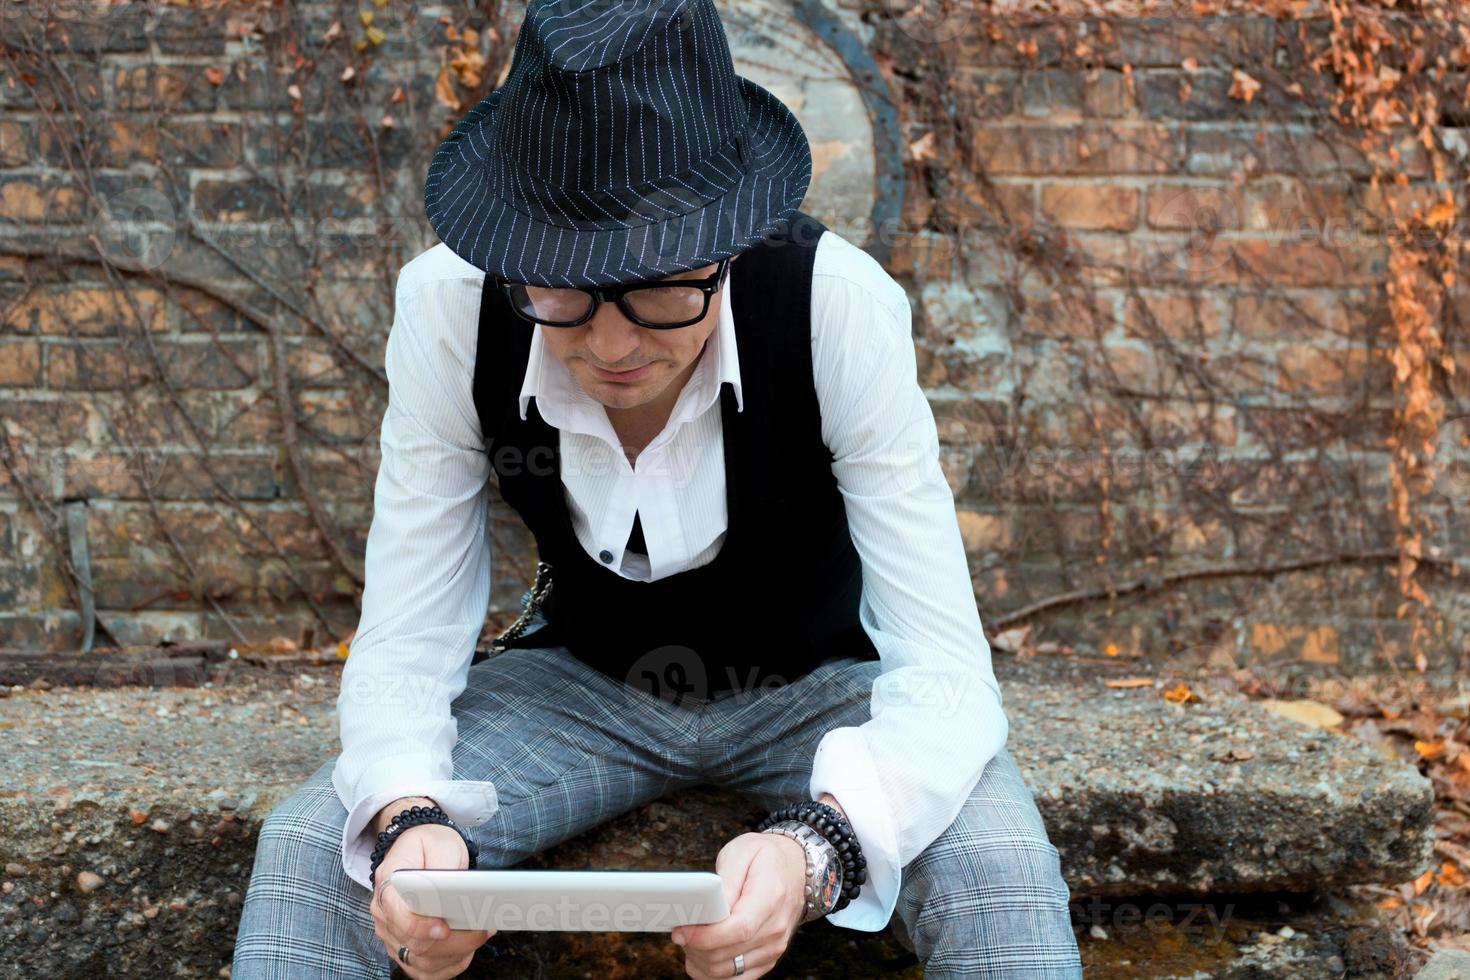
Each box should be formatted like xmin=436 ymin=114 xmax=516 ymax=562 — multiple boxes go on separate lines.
xmin=494 ymin=257 xmax=732 ymax=330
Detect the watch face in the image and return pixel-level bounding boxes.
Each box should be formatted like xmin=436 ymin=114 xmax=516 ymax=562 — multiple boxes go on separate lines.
xmin=817 ymin=860 xmax=842 ymax=909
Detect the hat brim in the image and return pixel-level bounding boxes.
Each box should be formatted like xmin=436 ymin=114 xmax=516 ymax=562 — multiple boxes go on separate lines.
xmin=423 ymin=76 xmax=812 ymax=288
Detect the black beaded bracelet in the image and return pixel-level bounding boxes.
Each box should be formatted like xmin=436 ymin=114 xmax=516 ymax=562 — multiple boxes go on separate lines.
xmin=757 ymin=801 xmax=867 ymax=913
xmin=368 ymin=804 xmax=480 ymax=888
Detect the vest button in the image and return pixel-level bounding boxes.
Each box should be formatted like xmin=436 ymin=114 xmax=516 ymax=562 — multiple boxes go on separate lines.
xmin=599 ymin=549 xmax=613 ymax=563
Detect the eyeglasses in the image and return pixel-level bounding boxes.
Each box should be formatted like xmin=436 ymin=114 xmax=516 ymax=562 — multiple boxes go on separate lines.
xmin=495 ymin=257 xmax=731 ymax=329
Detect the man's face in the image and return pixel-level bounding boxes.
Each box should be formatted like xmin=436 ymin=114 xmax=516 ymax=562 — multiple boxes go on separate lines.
xmin=538 ymin=258 xmax=732 ymax=412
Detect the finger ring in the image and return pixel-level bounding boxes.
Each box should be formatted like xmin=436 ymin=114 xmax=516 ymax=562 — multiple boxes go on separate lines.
xmin=397 ymin=944 xmax=411 ymax=966
xmin=733 ymin=952 xmax=746 ymax=975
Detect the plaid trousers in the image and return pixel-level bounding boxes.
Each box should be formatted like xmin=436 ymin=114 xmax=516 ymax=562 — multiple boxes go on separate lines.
xmin=232 ymin=641 xmax=1081 ymax=978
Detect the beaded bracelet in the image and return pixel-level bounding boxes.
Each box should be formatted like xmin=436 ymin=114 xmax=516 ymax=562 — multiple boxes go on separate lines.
xmin=368 ymin=804 xmax=480 ymax=888
xmin=757 ymin=801 xmax=867 ymax=913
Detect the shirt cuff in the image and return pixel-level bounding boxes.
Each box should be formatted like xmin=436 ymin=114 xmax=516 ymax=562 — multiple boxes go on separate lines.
xmin=333 ymin=756 xmax=498 ymax=891
xmin=808 ymin=727 xmax=902 ymax=932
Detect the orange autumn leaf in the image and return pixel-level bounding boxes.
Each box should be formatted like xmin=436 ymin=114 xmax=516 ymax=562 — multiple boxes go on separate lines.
xmin=1104 ymin=677 xmax=1154 ymax=689
xmin=1163 ymin=681 xmax=1200 ymax=704
xmin=1415 ymin=737 xmax=1445 ymax=760
xmin=1103 ymin=643 xmax=1120 ymax=657
xmin=1229 ymin=68 xmax=1261 ymax=103
xmin=1436 ymin=861 xmax=1467 ymax=887
xmin=1412 ymin=867 xmax=1435 ymax=896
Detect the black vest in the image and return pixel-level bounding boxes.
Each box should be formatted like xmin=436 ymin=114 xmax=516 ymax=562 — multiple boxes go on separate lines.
xmin=471 ymin=211 xmax=879 ymax=702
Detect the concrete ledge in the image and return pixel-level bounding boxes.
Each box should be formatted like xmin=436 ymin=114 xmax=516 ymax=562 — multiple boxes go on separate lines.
xmin=0 ymin=656 xmax=1435 ymax=977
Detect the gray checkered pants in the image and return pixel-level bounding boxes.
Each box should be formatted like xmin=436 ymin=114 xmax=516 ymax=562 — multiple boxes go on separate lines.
xmin=232 ymin=643 xmax=1081 ymax=978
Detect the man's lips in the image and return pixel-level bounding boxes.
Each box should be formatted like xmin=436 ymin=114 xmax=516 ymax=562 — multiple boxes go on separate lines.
xmin=589 ymin=362 xmax=654 ymax=380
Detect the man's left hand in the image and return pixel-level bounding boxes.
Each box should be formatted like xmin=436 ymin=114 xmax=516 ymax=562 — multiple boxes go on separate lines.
xmin=671 ymin=831 xmax=809 ymax=979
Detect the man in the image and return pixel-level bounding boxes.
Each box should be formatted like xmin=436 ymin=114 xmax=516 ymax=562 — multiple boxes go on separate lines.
xmin=233 ymin=1 xmax=1081 ymax=977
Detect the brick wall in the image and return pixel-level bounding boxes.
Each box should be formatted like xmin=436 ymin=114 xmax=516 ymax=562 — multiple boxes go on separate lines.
xmin=1 ymin=3 xmax=1465 ymax=673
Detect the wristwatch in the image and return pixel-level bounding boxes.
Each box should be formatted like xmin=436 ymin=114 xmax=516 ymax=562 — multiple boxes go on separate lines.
xmin=761 ymin=819 xmax=844 ymax=924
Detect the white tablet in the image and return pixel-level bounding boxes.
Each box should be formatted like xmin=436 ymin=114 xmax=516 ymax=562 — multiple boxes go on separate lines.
xmin=388 ymin=869 xmax=730 ymax=932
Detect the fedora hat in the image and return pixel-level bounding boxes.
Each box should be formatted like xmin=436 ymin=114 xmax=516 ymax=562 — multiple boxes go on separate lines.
xmin=423 ymin=0 xmax=813 ymax=289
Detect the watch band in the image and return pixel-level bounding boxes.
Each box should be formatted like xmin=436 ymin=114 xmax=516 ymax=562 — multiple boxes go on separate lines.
xmin=761 ymin=819 xmax=844 ymax=923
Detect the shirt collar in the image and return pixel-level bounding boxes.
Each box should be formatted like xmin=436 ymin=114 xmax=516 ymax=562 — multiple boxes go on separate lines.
xmin=517 ymin=270 xmax=744 ymax=424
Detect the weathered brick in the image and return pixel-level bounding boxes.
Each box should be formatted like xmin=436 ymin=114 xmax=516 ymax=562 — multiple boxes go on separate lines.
xmin=11 ymin=2 xmax=150 ymax=53
xmin=284 ymin=448 xmax=377 ymax=508
xmin=109 ymin=63 xmax=219 ymax=112
xmin=955 ymin=509 xmax=1012 ymax=553
xmin=0 ymin=119 xmax=29 ymax=167
xmin=46 ymin=340 xmax=140 ymax=389
xmin=157 ymin=119 xmax=245 ymax=168
xmin=155 ymin=338 xmax=262 ymax=390
xmin=0 ymin=613 xmax=83 ymax=653
xmin=0 ymin=58 xmax=103 ymax=111
xmin=1243 ymin=178 xmax=1360 ymax=236
xmin=1137 ymin=69 xmax=1318 ymax=122
xmin=1109 ymin=16 xmax=1280 ymax=68
xmin=1021 ymin=68 xmax=1134 ymax=118
xmin=1016 ymin=292 xmax=1110 ymax=340
xmin=0 ymin=177 xmax=88 ymax=223
xmin=1041 ymin=182 xmax=1139 ymax=230
xmin=151 ymin=5 xmax=232 ymax=55
xmin=1145 ymin=183 xmax=1243 ymax=231
xmin=1123 ymin=291 xmax=1226 ymax=341
xmin=1230 ymin=240 xmax=1387 ymax=287
xmin=932 ymin=175 xmax=1033 ymax=230
xmin=969 ymin=123 xmax=1180 ymax=176
xmin=1100 ymin=341 xmax=1181 ymax=393
xmin=63 ymin=450 xmax=280 ymax=501
xmin=0 ymin=340 xmax=42 ymax=385
xmin=888 ymin=230 xmax=957 ymax=280
xmin=953 ymin=68 xmax=1019 ymax=118
xmin=193 ymin=178 xmax=286 ymax=224
xmin=1249 ymin=622 xmax=1340 ymax=664
xmin=1276 ymin=344 xmax=1377 ymax=394
xmin=294 ymin=390 xmax=381 ymax=444
xmin=0 ymin=395 xmax=97 ymax=445
xmin=1232 ymin=291 xmax=1354 ymax=340
xmin=2 ymin=285 xmax=168 ymax=337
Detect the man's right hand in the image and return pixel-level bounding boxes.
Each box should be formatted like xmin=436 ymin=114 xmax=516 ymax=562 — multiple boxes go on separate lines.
xmin=369 ymin=798 xmax=494 ymax=980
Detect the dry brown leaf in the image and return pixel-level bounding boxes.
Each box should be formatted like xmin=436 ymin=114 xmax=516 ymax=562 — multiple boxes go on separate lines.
xmin=1163 ymin=681 xmax=1200 ymax=704
xmin=1229 ymin=68 xmax=1261 ymax=103
xmin=435 ymin=65 xmax=459 ymax=110
xmin=1261 ymin=699 xmax=1345 ymax=729
xmin=908 ymin=131 xmax=937 ymax=163
xmin=1103 ymin=677 xmax=1153 ymax=689
xmin=1417 ymin=738 xmax=1446 ymax=760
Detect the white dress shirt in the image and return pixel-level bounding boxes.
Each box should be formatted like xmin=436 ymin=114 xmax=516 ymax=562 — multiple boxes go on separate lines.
xmin=333 ymin=228 xmax=1010 ymax=932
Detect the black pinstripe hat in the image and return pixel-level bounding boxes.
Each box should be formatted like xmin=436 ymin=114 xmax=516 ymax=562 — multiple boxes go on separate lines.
xmin=423 ymin=0 xmax=813 ymax=288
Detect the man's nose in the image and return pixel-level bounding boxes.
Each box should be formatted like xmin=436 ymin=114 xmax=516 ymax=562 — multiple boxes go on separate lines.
xmin=584 ymin=300 xmax=643 ymax=365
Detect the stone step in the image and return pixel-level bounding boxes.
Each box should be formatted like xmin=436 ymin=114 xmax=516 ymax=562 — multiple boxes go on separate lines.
xmin=0 ymin=655 xmax=1434 ymax=977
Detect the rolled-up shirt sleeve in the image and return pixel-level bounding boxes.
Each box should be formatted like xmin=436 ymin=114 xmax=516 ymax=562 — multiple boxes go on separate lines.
xmin=332 ymin=266 xmax=499 ymax=890
xmin=806 ymin=238 xmax=1009 ymax=930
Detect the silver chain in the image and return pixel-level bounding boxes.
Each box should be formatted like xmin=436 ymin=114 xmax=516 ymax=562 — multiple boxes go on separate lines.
xmin=489 ymin=561 xmax=554 ymax=654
